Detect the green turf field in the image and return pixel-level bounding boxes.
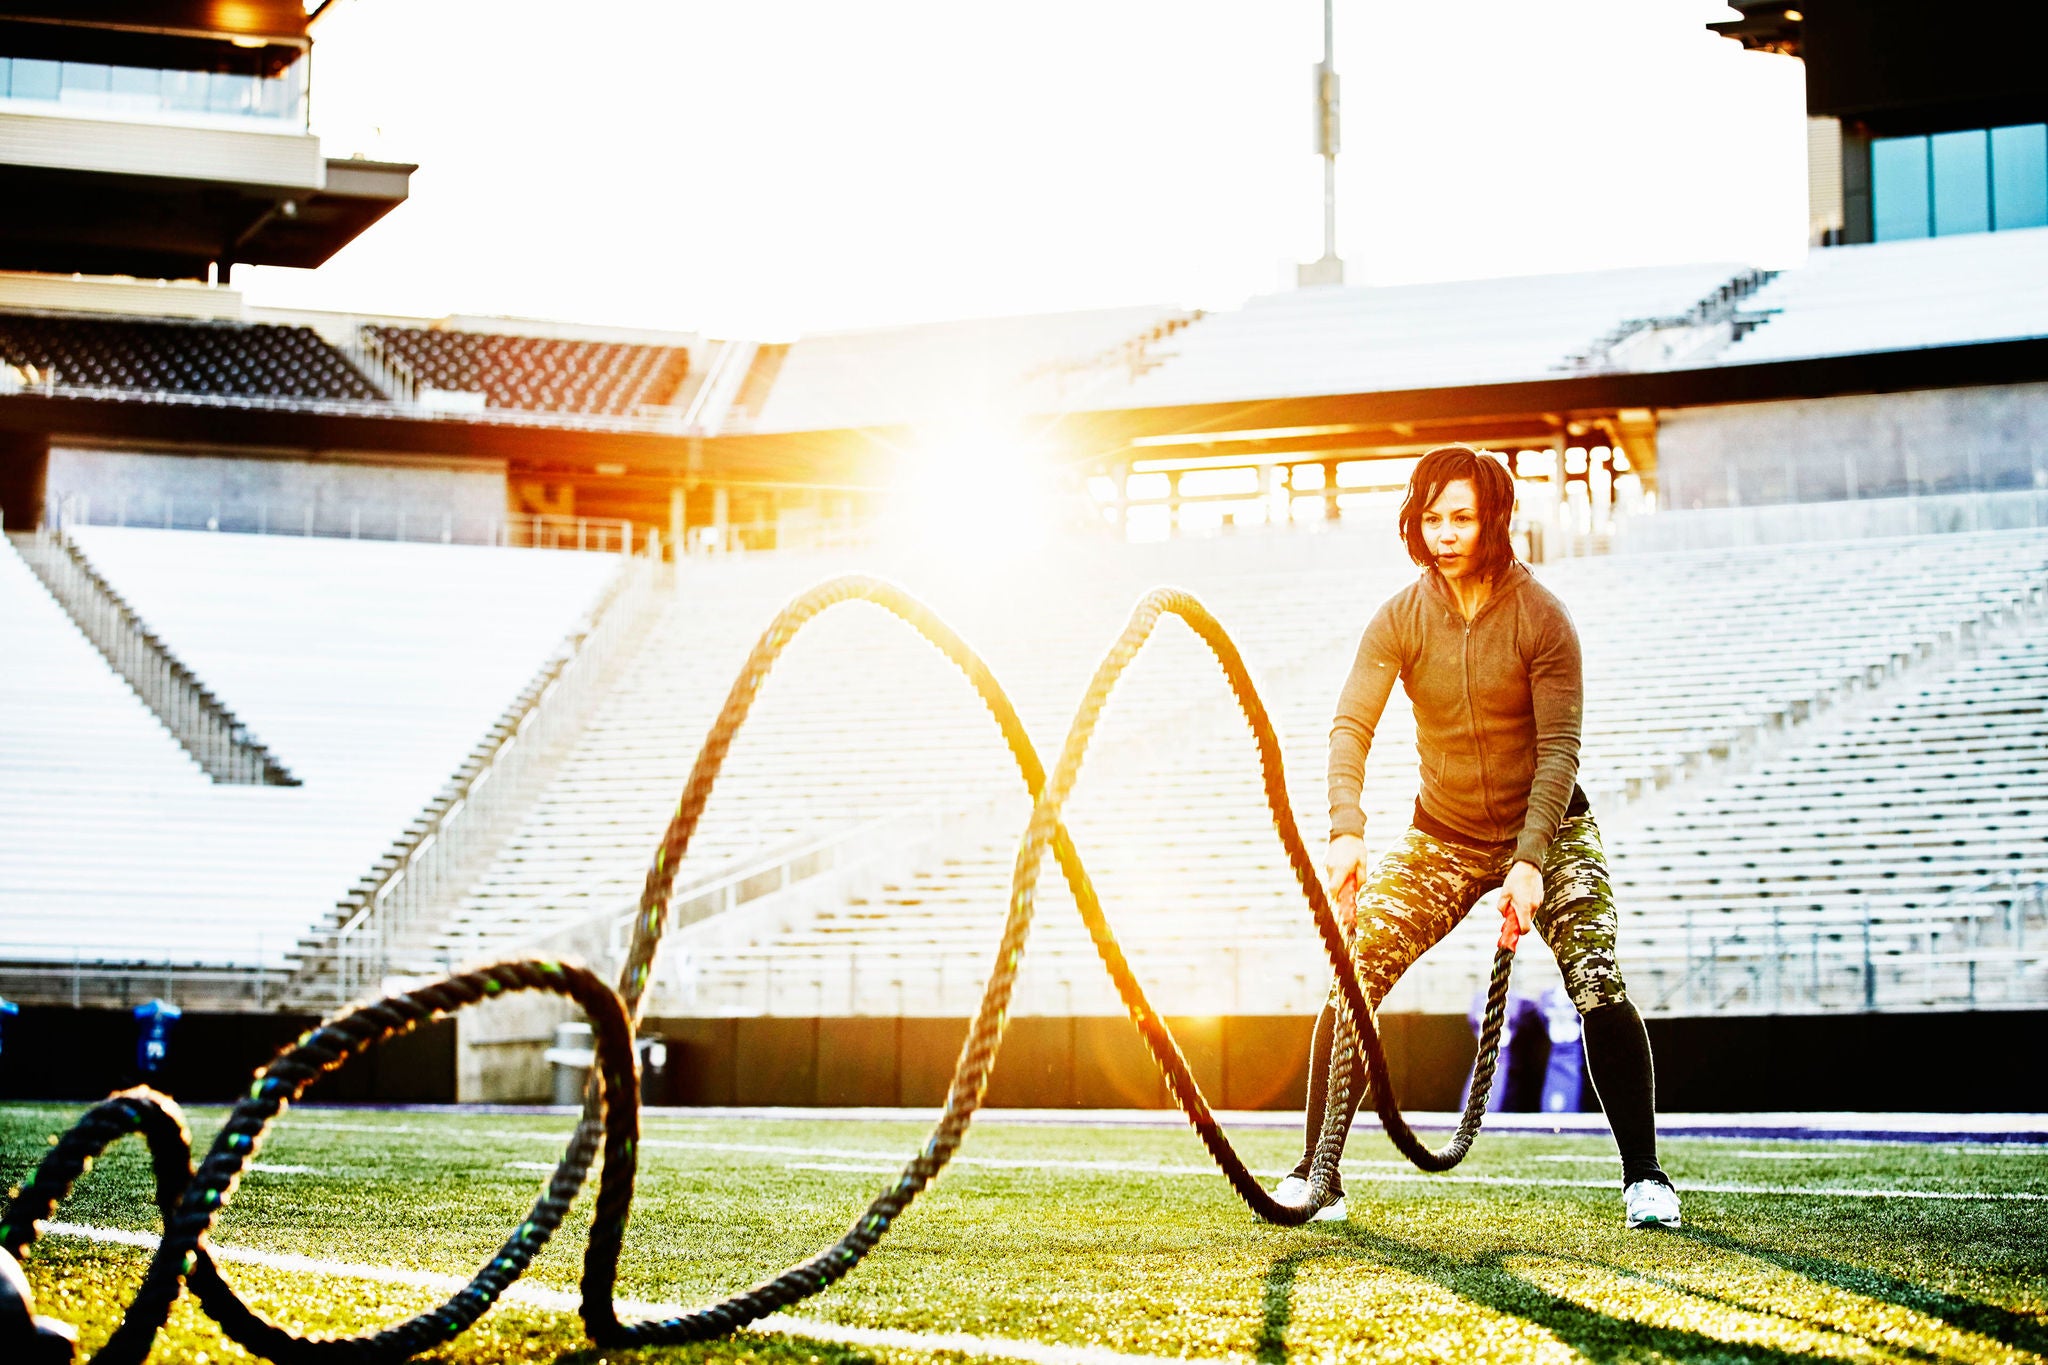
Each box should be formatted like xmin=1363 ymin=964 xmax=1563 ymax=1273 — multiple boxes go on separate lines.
xmin=4 ymin=1103 xmax=2044 ymax=1364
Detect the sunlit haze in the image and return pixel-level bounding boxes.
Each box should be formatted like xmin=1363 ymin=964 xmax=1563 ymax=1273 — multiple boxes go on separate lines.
xmin=236 ymin=0 xmax=1806 ymax=337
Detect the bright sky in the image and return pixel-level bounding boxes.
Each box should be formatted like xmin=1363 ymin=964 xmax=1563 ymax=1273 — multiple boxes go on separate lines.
xmin=237 ymin=1 xmax=1808 ymax=339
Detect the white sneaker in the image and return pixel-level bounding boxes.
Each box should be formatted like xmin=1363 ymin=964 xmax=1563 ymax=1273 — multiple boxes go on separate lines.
xmin=1624 ymin=1179 xmax=1681 ymax=1229
xmin=1272 ymin=1174 xmax=1347 ymax=1222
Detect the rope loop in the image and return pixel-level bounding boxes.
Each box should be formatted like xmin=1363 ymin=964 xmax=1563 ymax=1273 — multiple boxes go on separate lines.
xmin=5 ymin=575 xmax=1514 ymax=1361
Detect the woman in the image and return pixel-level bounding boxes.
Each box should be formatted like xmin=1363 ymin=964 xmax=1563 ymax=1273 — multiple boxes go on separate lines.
xmin=1271 ymin=445 xmax=1680 ymax=1229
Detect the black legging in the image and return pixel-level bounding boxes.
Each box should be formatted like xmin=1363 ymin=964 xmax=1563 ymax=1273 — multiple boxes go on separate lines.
xmin=1289 ymin=996 xmax=1668 ymax=1190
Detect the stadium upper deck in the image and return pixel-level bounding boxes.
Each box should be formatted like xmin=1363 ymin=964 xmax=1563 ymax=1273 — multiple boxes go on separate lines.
xmin=8 ymin=227 xmax=2044 ymax=438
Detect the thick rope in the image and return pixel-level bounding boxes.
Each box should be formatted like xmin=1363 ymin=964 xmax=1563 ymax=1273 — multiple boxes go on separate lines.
xmin=4 ymin=575 xmax=1515 ymax=1361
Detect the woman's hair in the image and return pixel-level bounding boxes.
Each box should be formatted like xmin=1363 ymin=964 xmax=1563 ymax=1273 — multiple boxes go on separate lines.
xmin=1397 ymin=444 xmax=1518 ymax=578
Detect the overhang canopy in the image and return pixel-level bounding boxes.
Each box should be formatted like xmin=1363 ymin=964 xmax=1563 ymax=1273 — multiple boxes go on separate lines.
xmin=0 ymin=155 xmax=412 ymax=280
xmin=0 ymin=4 xmax=308 ymax=77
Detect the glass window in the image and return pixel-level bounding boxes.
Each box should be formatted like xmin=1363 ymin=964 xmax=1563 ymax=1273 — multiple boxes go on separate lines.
xmin=58 ymin=61 xmax=112 ymax=99
xmin=9 ymin=58 xmax=60 ymax=101
xmin=1872 ymin=135 xmax=1931 ymax=240
xmin=1931 ymin=129 xmax=1991 ymax=235
xmin=107 ymin=65 xmax=161 ymax=110
xmin=162 ymin=69 xmax=209 ymax=112
xmin=208 ymin=72 xmax=257 ymax=115
xmin=1991 ymin=123 xmax=2048 ymax=231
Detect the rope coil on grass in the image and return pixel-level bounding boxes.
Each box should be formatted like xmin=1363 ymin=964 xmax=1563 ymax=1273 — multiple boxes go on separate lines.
xmin=4 ymin=575 xmax=1516 ymax=1361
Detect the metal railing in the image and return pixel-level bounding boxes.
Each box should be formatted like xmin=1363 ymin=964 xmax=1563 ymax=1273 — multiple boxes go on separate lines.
xmin=50 ymin=491 xmax=637 ymax=554
xmin=1646 ymin=874 xmax=2048 ymax=1015
xmin=0 ymin=958 xmax=283 ymax=1012
xmin=295 ymin=542 xmax=667 ymax=1005
xmin=7 ymin=520 xmax=298 ymax=785
xmin=26 ymin=377 xmax=704 ymax=436
xmin=341 ymin=329 xmax=418 ymax=405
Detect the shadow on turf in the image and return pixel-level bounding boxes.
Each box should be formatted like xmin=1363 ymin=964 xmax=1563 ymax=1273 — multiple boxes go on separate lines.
xmin=1257 ymin=1224 xmax=2044 ymax=1363
xmin=1670 ymin=1225 xmax=2048 ymax=1358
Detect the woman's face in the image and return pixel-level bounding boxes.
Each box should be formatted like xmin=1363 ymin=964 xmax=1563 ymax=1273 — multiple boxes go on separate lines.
xmin=1421 ymin=478 xmax=1482 ymax=579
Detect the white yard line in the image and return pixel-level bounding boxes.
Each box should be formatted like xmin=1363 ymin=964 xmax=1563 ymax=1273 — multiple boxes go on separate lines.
xmin=40 ymin=1222 xmax=1235 ymax=1365
xmin=266 ymin=1121 xmax=2048 ymax=1201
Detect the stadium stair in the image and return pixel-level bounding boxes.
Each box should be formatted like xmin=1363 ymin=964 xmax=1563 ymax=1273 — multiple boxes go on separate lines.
xmin=7 ymin=524 xmax=296 ymax=785
xmin=0 ymin=528 xmax=623 ymax=1008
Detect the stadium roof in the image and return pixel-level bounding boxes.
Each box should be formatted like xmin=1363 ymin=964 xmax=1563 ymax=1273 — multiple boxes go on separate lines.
xmin=0 ymin=2 xmax=411 ymax=280
xmin=1710 ymin=0 xmax=2048 ymax=136
xmin=0 ymin=3 xmax=310 ymax=77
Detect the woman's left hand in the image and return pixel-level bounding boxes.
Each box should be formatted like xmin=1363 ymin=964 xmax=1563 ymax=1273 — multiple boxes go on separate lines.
xmin=1499 ymin=860 xmax=1543 ymax=950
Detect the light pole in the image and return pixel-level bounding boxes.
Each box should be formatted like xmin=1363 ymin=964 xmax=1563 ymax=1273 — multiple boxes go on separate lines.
xmin=1298 ymin=0 xmax=1345 ymax=287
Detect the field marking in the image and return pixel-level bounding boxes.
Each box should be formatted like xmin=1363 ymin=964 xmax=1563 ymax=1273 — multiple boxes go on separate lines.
xmin=256 ymin=1119 xmax=2048 ymax=1201
xmin=39 ymin=1221 xmax=1233 ymax=1365
xmin=248 ymin=1163 xmax=320 ymax=1175
xmin=789 ymin=1161 xmax=906 ymax=1174
xmin=621 ymin=1138 xmax=2048 ymax=1202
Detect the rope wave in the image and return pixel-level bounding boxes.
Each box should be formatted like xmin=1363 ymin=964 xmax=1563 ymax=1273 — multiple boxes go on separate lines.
xmin=2 ymin=574 xmax=1517 ymax=1363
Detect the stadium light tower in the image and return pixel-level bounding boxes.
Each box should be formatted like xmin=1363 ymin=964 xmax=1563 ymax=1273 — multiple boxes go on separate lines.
xmin=1297 ymin=0 xmax=1345 ymax=287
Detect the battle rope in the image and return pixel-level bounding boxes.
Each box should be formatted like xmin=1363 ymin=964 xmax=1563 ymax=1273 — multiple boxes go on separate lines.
xmin=2 ymin=575 xmax=1517 ymax=1362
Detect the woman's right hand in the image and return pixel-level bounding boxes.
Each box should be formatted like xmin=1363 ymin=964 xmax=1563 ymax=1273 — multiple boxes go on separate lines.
xmin=1326 ymin=833 xmax=1366 ymax=934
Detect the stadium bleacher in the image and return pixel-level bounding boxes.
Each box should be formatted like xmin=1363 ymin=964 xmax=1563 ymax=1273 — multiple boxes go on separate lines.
xmin=0 ymin=311 xmax=382 ymax=403
xmin=357 ymin=522 xmax=2048 ymax=1022
xmin=0 ymin=528 xmax=622 ymax=979
xmin=1092 ymin=263 xmax=1752 ymax=408
xmin=747 ymin=305 xmax=1198 ymax=433
xmin=364 ymin=325 xmax=690 ymax=416
xmin=1715 ymin=226 xmax=2048 ymax=365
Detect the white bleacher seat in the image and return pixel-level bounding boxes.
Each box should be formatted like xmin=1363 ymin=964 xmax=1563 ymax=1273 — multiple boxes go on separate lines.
xmin=0 ymin=529 xmax=619 ymax=971
xmin=748 ymin=305 xmax=1196 ymax=433
xmin=1097 ymin=263 xmax=1748 ymax=409
xmin=1717 ymin=227 xmax=2048 ymax=365
xmin=584 ymin=526 xmax=2048 ymax=1020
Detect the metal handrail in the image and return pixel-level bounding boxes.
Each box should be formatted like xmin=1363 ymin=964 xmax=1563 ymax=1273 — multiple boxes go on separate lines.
xmin=7 ymin=520 xmax=298 ymax=786
xmin=29 ymin=378 xmax=702 ymax=436
xmin=52 ymin=491 xmax=637 ymax=554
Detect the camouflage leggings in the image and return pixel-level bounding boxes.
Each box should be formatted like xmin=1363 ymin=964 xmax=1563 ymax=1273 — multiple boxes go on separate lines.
xmin=1330 ymin=814 xmax=1628 ymax=1015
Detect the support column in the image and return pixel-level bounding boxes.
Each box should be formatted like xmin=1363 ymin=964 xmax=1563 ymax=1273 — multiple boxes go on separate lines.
xmin=1614 ymin=408 xmax=1659 ymax=505
xmin=1549 ymin=433 xmax=1570 ymax=557
xmin=1322 ymin=460 xmax=1341 ymax=522
xmin=0 ymin=430 xmax=50 ymax=531
xmin=711 ymin=486 xmax=730 ymax=553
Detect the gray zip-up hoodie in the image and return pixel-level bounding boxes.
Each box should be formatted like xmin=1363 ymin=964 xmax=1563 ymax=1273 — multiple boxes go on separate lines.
xmin=1328 ymin=561 xmax=1583 ymax=867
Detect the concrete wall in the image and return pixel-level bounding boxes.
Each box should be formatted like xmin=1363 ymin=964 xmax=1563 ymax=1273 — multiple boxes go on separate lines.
xmin=0 ymin=1006 xmax=455 ymax=1103
xmin=631 ymin=1009 xmax=2048 ymax=1113
xmin=1656 ymin=382 xmax=2048 ymax=513
xmin=45 ymin=446 xmax=508 ymax=542
xmin=1617 ymin=487 xmax=2048 ymax=553
xmin=642 ymin=1014 xmax=1482 ymax=1112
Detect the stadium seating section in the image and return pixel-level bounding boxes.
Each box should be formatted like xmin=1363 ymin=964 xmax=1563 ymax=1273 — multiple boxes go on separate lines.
xmin=391 ymin=525 xmax=2048 ymax=1021
xmin=0 ymin=529 xmax=620 ymax=970
xmin=365 ymin=326 xmax=690 ymax=416
xmin=0 ymin=311 xmax=382 ymax=402
xmin=5 ymin=507 xmax=2044 ymax=1022
xmin=1096 ymin=263 xmax=1752 ymax=409
xmin=1716 ymin=226 xmax=2048 ymax=365
xmin=749 ymin=305 xmax=1195 ymax=434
